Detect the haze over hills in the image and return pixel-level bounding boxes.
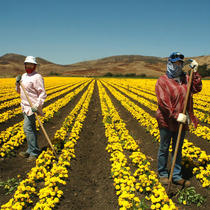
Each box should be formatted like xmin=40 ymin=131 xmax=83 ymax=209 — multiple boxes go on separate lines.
xmin=0 ymin=53 xmax=210 ymax=77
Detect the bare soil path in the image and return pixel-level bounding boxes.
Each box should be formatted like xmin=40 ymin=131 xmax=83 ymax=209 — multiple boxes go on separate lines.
xmin=58 ymin=83 xmax=118 ymax=210
xmin=103 ymin=83 xmax=210 ymax=210
xmin=0 ymin=85 xmax=88 ymax=206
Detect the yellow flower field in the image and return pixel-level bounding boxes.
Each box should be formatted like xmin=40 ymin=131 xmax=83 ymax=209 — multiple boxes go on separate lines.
xmin=0 ymin=77 xmax=209 ymax=209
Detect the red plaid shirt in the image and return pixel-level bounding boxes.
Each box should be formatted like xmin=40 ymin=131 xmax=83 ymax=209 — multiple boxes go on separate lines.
xmin=155 ymin=72 xmax=202 ymax=131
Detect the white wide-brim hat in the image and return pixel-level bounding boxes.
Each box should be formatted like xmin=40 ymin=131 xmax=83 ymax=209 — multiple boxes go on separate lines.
xmin=24 ymin=56 xmax=37 ymax=64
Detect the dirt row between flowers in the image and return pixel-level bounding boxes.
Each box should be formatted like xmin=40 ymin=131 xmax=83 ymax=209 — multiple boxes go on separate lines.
xmin=57 ymin=82 xmax=118 ymax=210
xmin=0 ymin=80 xmax=209 ymax=209
xmin=102 ymin=83 xmax=210 ymax=210
xmin=0 ymin=83 xmax=70 ymax=114
xmin=0 ymin=82 xmax=85 ymax=133
xmin=109 ymin=83 xmax=210 ymax=153
xmin=110 ymin=82 xmax=210 ymax=130
xmin=0 ymin=82 xmax=119 ymax=209
xmin=122 ymin=83 xmax=210 ymax=124
xmin=0 ymin=83 xmax=89 ymax=206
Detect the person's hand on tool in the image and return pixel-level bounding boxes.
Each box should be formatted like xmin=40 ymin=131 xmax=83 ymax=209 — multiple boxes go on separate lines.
xmin=31 ymin=105 xmax=38 ymax=113
xmin=177 ymin=113 xmax=187 ymax=123
xmin=189 ymin=59 xmax=198 ymax=72
xmin=16 ymin=75 xmax=22 ymax=85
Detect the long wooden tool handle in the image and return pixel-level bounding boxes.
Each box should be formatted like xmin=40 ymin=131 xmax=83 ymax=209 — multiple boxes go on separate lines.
xmin=167 ymin=69 xmax=194 ymax=193
xmin=20 ymin=82 xmax=58 ymax=159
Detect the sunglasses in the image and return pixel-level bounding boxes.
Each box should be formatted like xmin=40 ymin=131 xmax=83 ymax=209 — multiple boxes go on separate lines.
xmin=170 ymin=53 xmax=184 ymax=60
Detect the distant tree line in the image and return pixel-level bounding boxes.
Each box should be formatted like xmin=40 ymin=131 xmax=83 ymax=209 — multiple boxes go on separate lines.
xmin=103 ymin=72 xmax=147 ymax=78
xmin=197 ymin=64 xmax=210 ymax=77
xmin=48 ymin=71 xmax=62 ymax=76
xmin=103 ymin=64 xmax=210 ymax=78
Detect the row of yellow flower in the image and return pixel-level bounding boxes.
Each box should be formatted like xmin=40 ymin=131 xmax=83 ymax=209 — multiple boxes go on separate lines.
xmin=0 ymin=77 xmax=80 ymax=103
xmin=0 ymin=107 xmax=22 ymax=124
xmin=0 ymin=82 xmax=77 ymax=111
xmin=118 ymin=80 xmax=210 ymax=142
xmin=1 ymin=80 xmax=94 ymax=209
xmin=119 ymin=80 xmax=210 ymax=112
xmin=119 ymin=78 xmax=210 ymax=104
xmin=113 ymin=78 xmax=210 ymax=123
xmin=107 ymin=79 xmax=210 ymax=140
xmin=107 ymin=80 xmax=210 ymax=142
xmin=1 ymin=150 xmax=56 ymax=209
xmin=0 ymin=80 xmax=88 ymax=124
xmin=0 ymin=98 xmax=20 ymax=111
xmin=0 ymin=91 xmax=19 ymax=104
xmin=98 ymin=81 xmax=142 ymax=209
xmin=130 ymin=80 xmax=210 ymax=124
xmin=0 ymin=79 xmax=90 ymax=146
xmin=33 ymin=80 xmax=95 ymax=209
xmin=0 ymin=77 xmax=61 ymax=102
xmin=98 ymin=81 xmax=177 ymax=210
xmin=0 ymin=79 xmax=91 ymax=158
xmin=0 ymin=78 xmax=16 ymax=99
xmin=101 ymin=80 xmax=210 ymax=188
xmin=104 ymin=80 xmax=210 ymax=188
xmin=126 ymin=80 xmax=210 ymax=141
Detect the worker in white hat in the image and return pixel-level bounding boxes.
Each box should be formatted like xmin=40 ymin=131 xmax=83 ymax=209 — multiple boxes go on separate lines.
xmin=16 ymin=56 xmax=47 ymax=162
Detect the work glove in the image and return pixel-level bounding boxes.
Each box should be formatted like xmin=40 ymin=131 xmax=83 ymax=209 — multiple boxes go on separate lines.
xmin=177 ymin=113 xmax=187 ymax=123
xmin=16 ymin=75 xmax=22 ymax=85
xmin=31 ymin=106 xmax=38 ymax=113
xmin=189 ymin=59 xmax=198 ymax=72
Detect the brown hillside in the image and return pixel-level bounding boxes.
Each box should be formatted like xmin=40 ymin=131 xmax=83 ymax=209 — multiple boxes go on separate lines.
xmin=0 ymin=53 xmax=209 ymax=77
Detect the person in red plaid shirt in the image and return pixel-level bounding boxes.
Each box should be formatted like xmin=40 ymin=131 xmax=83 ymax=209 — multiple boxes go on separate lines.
xmin=155 ymin=52 xmax=202 ymax=187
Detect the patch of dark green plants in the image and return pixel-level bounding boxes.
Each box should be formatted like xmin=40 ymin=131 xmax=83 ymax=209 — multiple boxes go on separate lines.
xmin=0 ymin=177 xmax=22 ymax=195
xmin=176 ymin=186 xmax=206 ymax=207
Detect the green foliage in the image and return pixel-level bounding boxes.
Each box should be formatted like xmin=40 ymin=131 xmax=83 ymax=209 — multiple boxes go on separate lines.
xmin=0 ymin=177 xmax=22 ymax=195
xmin=104 ymin=72 xmax=113 ymax=77
xmin=138 ymin=198 xmax=149 ymax=209
xmin=125 ymin=73 xmax=136 ymax=77
xmin=105 ymin=115 xmax=112 ymax=124
xmin=198 ymin=64 xmax=210 ymax=77
xmin=48 ymin=71 xmax=62 ymax=76
xmin=139 ymin=73 xmax=146 ymax=78
xmin=176 ymin=187 xmax=206 ymax=207
xmin=103 ymin=72 xmax=147 ymax=78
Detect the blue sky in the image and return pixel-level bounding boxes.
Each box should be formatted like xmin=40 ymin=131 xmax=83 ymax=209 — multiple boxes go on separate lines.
xmin=1 ymin=0 xmax=210 ymax=64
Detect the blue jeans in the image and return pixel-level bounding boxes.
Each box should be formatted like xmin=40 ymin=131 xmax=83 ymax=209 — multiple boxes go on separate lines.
xmin=23 ymin=113 xmax=40 ymax=157
xmin=157 ymin=128 xmax=185 ymax=182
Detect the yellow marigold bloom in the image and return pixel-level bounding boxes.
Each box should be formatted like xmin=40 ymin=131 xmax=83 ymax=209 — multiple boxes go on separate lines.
xmin=115 ymin=185 xmax=120 ymax=190
xmin=162 ymin=204 xmax=170 ymax=210
xmin=54 ymin=197 xmax=59 ymax=203
xmin=183 ymin=200 xmax=187 ymax=205
xmin=151 ymin=204 xmax=156 ymax=209
xmin=146 ymin=186 xmax=151 ymax=191
xmin=134 ymin=197 xmax=140 ymax=203
xmin=155 ymin=203 xmax=161 ymax=209
xmin=1 ymin=152 xmax=5 ymax=157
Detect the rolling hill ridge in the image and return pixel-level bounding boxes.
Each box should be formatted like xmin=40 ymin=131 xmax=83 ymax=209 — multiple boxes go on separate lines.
xmin=0 ymin=53 xmax=209 ymax=77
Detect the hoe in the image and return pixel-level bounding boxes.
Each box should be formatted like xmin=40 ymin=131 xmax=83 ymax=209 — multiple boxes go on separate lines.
xmin=167 ymin=63 xmax=194 ymax=193
xmin=20 ymin=82 xmax=58 ymax=159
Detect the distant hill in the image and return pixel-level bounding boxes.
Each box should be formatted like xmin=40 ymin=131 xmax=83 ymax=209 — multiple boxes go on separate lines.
xmin=0 ymin=53 xmax=210 ymax=77
xmin=0 ymin=53 xmax=54 ymax=65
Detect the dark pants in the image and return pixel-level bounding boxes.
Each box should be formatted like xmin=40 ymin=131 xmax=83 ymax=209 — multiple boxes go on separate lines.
xmin=157 ymin=128 xmax=185 ymax=181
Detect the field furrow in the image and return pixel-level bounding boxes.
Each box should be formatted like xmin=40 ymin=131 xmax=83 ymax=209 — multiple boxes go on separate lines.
xmin=100 ymin=80 xmax=210 ymax=189
xmin=0 ymin=77 xmax=209 ymax=210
